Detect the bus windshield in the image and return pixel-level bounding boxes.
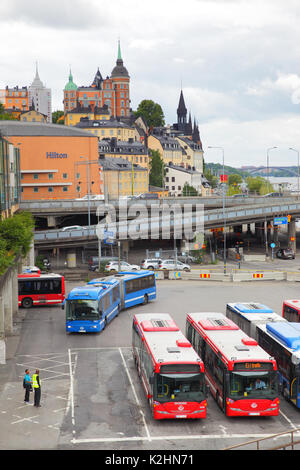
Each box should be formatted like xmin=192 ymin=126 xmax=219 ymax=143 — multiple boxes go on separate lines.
xmin=155 ymin=373 xmax=206 ymax=403
xmin=66 ymin=299 xmax=100 ymax=321
xmin=228 ymin=370 xmax=278 ymax=399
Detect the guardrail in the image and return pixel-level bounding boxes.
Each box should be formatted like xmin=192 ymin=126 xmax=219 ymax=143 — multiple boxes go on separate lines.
xmin=33 ymin=199 xmax=300 ymax=243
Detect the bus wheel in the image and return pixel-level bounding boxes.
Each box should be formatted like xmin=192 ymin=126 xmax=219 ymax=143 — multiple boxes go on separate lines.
xmin=22 ymin=298 xmax=33 ymax=308
xmin=143 ymin=294 xmax=148 ymax=305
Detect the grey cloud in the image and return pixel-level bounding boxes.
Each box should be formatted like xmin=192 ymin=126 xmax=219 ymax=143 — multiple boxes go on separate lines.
xmin=2 ymin=0 xmax=106 ymax=30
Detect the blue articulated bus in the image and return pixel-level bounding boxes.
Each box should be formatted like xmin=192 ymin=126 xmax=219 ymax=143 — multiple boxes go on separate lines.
xmin=89 ymin=270 xmax=156 ymax=310
xmin=65 ymin=278 xmax=121 ymax=333
xmin=256 ymin=321 xmax=300 ymax=407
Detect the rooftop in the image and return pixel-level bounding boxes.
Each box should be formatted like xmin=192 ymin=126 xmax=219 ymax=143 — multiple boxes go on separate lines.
xmin=0 ymin=121 xmax=97 ymax=138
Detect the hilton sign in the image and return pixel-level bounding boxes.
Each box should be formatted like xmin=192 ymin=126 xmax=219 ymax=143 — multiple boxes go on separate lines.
xmin=46 ymin=152 xmax=67 ymax=158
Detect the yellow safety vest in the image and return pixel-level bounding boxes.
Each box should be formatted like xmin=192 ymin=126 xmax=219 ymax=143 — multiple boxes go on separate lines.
xmin=32 ymin=374 xmax=41 ymax=388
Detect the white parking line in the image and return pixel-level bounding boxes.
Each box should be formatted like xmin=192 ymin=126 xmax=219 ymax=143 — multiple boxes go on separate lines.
xmin=118 ymin=347 xmax=152 ymax=442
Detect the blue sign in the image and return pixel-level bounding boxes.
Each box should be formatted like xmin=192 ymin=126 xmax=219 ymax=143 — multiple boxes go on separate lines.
xmin=270 ymin=243 xmax=276 ymax=248
xmin=274 ymin=217 xmax=288 ymax=226
xmin=104 ymin=230 xmax=115 ymax=245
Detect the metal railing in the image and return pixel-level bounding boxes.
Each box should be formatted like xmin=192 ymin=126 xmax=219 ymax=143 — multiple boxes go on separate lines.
xmin=223 ymin=427 xmax=300 ymax=450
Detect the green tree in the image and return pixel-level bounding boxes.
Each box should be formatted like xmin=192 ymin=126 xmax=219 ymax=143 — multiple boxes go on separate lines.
xmin=134 ymin=100 xmax=165 ymax=127
xmin=0 ymin=103 xmax=16 ymax=121
xmin=182 ymin=182 xmax=198 ymax=196
xmin=246 ymin=176 xmax=273 ymax=195
xmin=52 ymin=110 xmax=64 ymax=124
xmin=149 ymin=149 xmax=164 ymax=187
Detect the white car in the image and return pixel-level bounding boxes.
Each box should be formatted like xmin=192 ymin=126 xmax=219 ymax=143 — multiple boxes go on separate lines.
xmin=76 ymin=194 xmax=104 ymax=200
xmin=61 ymin=225 xmax=83 ymax=231
xmin=158 ymin=259 xmax=191 ymax=271
xmin=105 ymin=261 xmax=141 ymax=272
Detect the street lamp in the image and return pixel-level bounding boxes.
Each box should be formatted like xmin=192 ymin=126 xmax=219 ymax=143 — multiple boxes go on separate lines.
xmin=80 ymin=156 xmax=91 ymax=227
xmin=208 ymin=146 xmax=227 ymax=274
xmin=289 ymin=148 xmax=299 ymax=197
xmin=266 ymin=147 xmax=277 ymax=189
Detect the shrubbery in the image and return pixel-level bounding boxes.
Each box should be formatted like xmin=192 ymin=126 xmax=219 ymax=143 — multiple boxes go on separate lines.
xmin=0 ymin=211 xmax=34 ymax=275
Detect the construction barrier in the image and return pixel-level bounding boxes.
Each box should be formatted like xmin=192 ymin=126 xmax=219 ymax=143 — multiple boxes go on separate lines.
xmin=154 ymin=269 xmax=292 ymax=282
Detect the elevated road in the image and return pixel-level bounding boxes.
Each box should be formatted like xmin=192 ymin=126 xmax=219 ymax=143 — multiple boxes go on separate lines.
xmin=33 ymin=198 xmax=300 ymax=248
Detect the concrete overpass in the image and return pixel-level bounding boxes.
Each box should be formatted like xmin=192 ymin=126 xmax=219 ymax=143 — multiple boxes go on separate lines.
xmin=33 ymin=197 xmax=300 ymax=251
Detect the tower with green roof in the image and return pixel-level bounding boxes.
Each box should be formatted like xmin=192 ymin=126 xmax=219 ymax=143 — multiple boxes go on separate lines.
xmin=64 ymin=69 xmax=78 ymax=114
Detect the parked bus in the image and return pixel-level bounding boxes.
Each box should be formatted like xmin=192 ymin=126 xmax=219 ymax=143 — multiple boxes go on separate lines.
xmin=89 ymin=270 xmax=156 ymax=309
xmin=282 ymin=300 xmax=300 ymax=322
xmin=226 ymin=302 xmax=286 ymax=340
xmin=255 ymin=321 xmax=300 ymax=407
xmin=132 ymin=313 xmax=207 ymax=420
xmin=186 ymin=312 xmax=279 ymax=417
xmin=64 ymin=278 xmax=121 ymax=333
xmin=18 ymin=273 xmax=65 ymax=308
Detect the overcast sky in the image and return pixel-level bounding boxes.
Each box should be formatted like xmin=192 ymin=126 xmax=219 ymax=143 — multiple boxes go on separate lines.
xmin=1 ymin=0 xmax=300 ymax=167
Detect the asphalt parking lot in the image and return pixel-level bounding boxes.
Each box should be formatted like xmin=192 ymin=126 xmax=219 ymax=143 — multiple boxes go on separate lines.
xmin=1 ymin=280 xmax=300 ymax=451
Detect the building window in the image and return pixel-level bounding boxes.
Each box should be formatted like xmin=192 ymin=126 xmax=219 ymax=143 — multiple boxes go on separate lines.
xmin=48 ymin=187 xmax=53 ymax=192
xmin=76 ymin=173 xmax=80 ymax=178
xmin=33 ymin=174 xmax=38 ymax=179
xmin=63 ymin=187 xmax=68 ymax=192
xmin=33 ymin=187 xmax=39 ymax=193
xmin=62 ymin=173 xmax=68 ymax=179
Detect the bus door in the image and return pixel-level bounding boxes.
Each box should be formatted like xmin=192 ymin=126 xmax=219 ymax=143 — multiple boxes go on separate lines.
xmin=290 ymin=377 xmax=299 ymax=405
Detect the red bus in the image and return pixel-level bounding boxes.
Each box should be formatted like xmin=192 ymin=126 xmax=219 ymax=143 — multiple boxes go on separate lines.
xmin=186 ymin=312 xmax=279 ymax=417
xmin=282 ymin=300 xmax=300 ymax=322
xmin=132 ymin=313 xmax=207 ymax=420
xmin=18 ymin=273 xmax=65 ymax=308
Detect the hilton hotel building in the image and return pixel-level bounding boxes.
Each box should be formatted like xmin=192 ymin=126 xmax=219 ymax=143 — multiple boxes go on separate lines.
xmin=0 ymin=121 xmax=103 ymax=200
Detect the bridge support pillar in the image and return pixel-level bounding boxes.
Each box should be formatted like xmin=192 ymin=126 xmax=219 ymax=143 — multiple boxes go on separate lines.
xmin=66 ymin=251 xmax=77 ymax=268
xmin=47 ymin=216 xmax=57 ymax=228
xmin=288 ymin=219 xmax=296 ymax=252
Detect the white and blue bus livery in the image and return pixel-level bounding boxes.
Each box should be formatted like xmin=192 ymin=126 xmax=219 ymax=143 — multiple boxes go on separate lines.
xmin=88 ymin=270 xmax=156 ymax=310
xmin=226 ymin=302 xmax=286 ymax=340
xmin=65 ymin=278 xmax=121 ymax=333
xmin=256 ymin=321 xmax=300 ymax=407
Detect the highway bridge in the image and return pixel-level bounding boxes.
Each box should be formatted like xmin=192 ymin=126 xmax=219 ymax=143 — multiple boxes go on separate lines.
xmin=32 ymin=196 xmax=300 ymax=249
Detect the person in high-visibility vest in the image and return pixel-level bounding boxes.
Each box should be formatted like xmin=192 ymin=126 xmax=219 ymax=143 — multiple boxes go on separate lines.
xmin=32 ymin=369 xmax=41 ymax=407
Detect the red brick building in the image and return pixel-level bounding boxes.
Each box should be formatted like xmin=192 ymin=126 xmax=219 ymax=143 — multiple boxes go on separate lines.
xmin=64 ymin=41 xmax=130 ymax=119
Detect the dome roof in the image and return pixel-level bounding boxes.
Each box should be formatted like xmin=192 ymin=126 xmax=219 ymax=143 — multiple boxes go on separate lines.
xmin=65 ymin=71 xmax=77 ymax=91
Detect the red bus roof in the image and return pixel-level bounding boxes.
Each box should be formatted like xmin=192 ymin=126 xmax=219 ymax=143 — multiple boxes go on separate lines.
xmin=283 ymin=299 xmax=300 ymax=311
xmin=134 ymin=313 xmax=204 ymax=372
xmin=186 ymin=312 xmax=277 ymax=371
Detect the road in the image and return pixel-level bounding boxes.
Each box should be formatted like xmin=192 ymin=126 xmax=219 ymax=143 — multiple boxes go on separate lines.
xmin=1 ymin=279 xmax=300 ymax=452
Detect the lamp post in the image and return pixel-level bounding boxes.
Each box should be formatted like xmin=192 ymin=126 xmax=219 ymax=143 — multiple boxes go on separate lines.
xmin=208 ymin=146 xmax=227 ymax=274
xmin=80 ymin=156 xmax=91 ymax=227
xmin=266 ymin=147 xmax=277 ymax=189
xmin=289 ymin=148 xmax=299 ymax=197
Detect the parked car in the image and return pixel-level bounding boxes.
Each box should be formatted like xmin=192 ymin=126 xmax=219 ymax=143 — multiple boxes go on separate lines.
xmin=76 ymin=194 xmax=104 ymax=200
xmin=138 ymin=193 xmax=159 ymax=199
xmin=140 ymin=259 xmax=162 ymax=270
xmin=158 ymin=259 xmax=191 ymax=271
xmin=276 ymin=248 xmax=295 ymax=259
xmin=61 ymin=225 xmax=83 ymax=231
xmin=263 ymin=192 xmax=283 ymax=198
xmin=105 ymin=261 xmax=141 ymax=272
xmin=88 ymin=256 xmax=118 ymax=271
xmin=177 ymin=254 xmax=197 ymax=264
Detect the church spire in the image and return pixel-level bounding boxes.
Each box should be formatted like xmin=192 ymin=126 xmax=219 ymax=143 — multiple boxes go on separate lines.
xmin=177 ymin=89 xmax=187 ymax=127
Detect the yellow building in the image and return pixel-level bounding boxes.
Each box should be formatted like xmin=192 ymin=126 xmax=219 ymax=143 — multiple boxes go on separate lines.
xmin=64 ymin=104 xmax=110 ymax=127
xmin=75 ymin=117 xmax=136 ymax=141
xmin=98 ymin=138 xmax=149 ymax=171
xmin=147 ymin=134 xmax=183 ymax=166
xmin=175 ymin=136 xmax=203 ymax=173
xmin=20 ymin=109 xmax=47 ymax=123
xmin=99 ymin=155 xmax=148 ymax=199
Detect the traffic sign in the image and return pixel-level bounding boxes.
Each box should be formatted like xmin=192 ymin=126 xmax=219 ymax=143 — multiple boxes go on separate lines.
xmin=273 ymin=217 xmax=288 ymax=226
